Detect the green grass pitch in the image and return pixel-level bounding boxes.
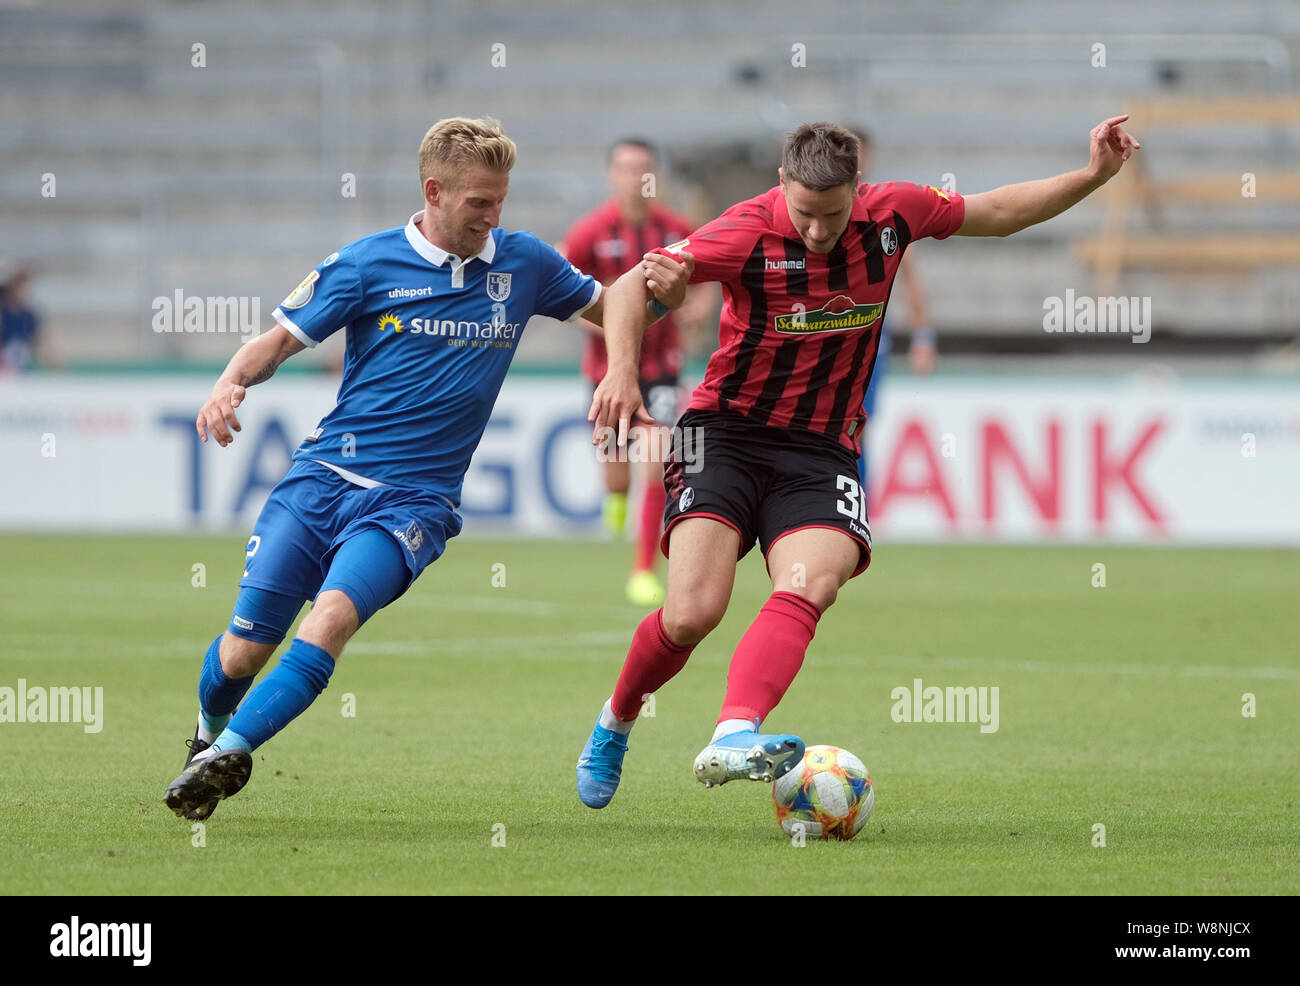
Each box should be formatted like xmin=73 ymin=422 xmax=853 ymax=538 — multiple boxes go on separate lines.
xmin=1 ymin=534 xmax=1296 ymax=895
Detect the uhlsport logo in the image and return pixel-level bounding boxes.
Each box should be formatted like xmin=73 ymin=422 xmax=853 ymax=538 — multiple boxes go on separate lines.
xmin=774 ymin=295 xmax=883 ymax=334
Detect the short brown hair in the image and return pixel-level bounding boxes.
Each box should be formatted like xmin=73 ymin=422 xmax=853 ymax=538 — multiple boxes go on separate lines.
xmin=419 ymin=116 xmax=517 ymax=191
xmin=781 ymin=122 xmax=860 ymax=191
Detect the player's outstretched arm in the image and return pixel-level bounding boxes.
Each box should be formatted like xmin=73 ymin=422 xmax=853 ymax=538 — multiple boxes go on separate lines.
xmin=197 ymin=325 xmax=305 ymax=446
xmin=585 ymin=249 xmax=695 ymax=447
xmin=956 ymin=115 xmax=1141 ymax=237
xmin=586 ymin=266 xmax=657 ymax=449
xmin=580 ymin=251 xmax=695 ymax=330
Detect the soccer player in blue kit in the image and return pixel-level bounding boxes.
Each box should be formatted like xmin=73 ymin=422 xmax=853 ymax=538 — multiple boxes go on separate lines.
xmin=163 ymin=117 xmax=694 ymax=819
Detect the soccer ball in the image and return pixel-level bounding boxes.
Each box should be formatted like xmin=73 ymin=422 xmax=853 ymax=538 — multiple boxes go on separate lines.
xmin=772 ymin=745 xmax=874 ymax=841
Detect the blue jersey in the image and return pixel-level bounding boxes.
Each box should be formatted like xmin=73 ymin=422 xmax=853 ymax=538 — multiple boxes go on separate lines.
xmin=273 ymin=212 xmax=600 ymax=505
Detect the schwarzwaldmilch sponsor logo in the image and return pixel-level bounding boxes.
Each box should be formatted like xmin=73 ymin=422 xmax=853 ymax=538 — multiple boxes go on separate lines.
xmin=774 ymin=295 xmax=882 ymax=334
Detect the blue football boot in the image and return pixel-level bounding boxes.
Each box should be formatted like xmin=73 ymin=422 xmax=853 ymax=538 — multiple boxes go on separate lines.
xmin=576 ymin=717 xmax=630 ymax=809
xmin=693 ymin=721 xmax=804 ymax=787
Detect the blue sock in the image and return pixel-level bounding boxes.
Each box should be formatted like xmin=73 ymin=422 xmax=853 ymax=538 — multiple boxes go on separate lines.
xmin=218 ymin=638 xmax=335 ymax=751
xmin=198 ymin=633 xmax=255 ymax=727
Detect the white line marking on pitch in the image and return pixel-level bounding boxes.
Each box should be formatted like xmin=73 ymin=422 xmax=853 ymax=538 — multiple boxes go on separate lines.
xmin=348 ymin=631 xmax=632 ymax=657
xmin=398 ymin=593 xmax=647 ymax=619
xmin=824 ymin=653 xmax=1300 ymax=681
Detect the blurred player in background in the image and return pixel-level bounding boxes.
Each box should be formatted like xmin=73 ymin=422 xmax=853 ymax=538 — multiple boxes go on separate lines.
xmin=163 ymin=117 xmax=694 ymax=820
xmin=559 ymin=138 xmax=713 ymax=606
xmin=1 ymin=264 xmax=60 ymax=373
xmin=578 ymin=116 xmax=1139 ymax=808
xmin=849 ymin=126 xmax=935 ymax=492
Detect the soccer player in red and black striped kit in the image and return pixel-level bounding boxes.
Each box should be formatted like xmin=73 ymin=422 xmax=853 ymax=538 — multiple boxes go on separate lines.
xmin=559 ymin=138 xmax=712 ymax=606
xmin=577 ymin=117 xmax=1140 ymax=807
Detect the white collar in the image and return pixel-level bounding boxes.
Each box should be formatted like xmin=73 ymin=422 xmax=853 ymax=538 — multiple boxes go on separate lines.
xmin=404 ymin=211 xmax=497 ymax=269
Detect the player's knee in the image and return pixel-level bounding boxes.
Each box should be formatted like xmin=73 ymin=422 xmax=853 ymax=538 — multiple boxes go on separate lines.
xmin=662 ymin=599 xmax=725 ymax=647
xmin=219 ymin=631 xmax=276 ymax=678
xmin=780 ymin=572 xmax=841 ymax=612
xmin=299 ymin=589 xmax=360 ymax=655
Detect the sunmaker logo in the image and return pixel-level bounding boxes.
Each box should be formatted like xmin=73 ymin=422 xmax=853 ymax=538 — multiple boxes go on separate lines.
xmin=774 ymin=295 xmax=882 ymax=334
xmin=375 ymin=312 xmax=521 ymax=344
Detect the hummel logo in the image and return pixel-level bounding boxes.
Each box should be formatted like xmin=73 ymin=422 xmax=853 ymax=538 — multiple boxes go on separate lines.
xmin=765 ymin=258 xmax=805 ymax=271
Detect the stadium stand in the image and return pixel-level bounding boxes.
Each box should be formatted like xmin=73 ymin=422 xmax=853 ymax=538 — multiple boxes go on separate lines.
xmin=2 ymin=0 xmax=1299 ymax=365
xmin=1075 ymin=98 xmax=1300 ymax=293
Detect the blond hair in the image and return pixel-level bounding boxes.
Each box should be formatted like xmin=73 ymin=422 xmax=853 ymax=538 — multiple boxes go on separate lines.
xmin=419 ymin=116 xmax=517 ymax=191
xmin=781 ymin=122 xmax=860 ymax=191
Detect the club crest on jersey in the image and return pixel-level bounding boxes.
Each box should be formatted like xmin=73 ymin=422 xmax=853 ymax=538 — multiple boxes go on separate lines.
xmin=773 ymin=295 xmax=883 ymax=334
xmin=880 ymin=226 xmax=898 ymax=256
xmin=486 ymin=272 xmax=512 ymax=301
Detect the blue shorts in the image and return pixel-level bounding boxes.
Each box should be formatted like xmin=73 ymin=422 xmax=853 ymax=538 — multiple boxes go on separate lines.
xmin=231 ymin=459 xmax=461 ymax=641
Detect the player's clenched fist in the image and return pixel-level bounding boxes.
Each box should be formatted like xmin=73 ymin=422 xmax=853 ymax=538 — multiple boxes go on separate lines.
xmin=588 ymin=370 xmax=654 ymax=450
xmin=197 ymin=380 xmax=246 ymax=446
xmin=643 ymin=250 xmax=695 ymax=310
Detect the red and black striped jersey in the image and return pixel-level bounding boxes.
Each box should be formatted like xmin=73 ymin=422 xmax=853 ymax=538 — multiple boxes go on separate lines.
xmin=562 ymin=199 xmax=695 ymax=382
xmin=659 ymin=182 xmax=964 ymax=451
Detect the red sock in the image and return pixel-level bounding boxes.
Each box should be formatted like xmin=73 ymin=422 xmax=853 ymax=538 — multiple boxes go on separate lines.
xmin=634 ymin=478 xmax=667 ymax=572
xmin=610 ymin=608 xmax=694 ymax=721
xmin=718 ymin=591 xmax=821 ymax=724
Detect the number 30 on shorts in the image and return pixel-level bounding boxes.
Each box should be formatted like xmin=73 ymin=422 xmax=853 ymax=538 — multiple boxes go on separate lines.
xmin=835 ymin=474 xmax=868 ymax=524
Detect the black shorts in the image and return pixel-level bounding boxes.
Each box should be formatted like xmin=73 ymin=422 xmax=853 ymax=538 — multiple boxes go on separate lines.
xmin=661 ymin=408 xmax=872 ymax=577
xmin=640 ymin=375 xmax=682 ymax=427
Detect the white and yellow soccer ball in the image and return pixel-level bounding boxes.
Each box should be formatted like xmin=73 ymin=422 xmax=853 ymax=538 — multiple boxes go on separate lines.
xmin=772 ymin=745 xmax=874 ymax=841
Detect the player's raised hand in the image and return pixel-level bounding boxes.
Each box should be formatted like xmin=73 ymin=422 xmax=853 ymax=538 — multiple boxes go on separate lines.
xmin=643 ymin=250 xmax=695 ymax=311
xmin=1088 ymin=115 xmax=1141 ymax=183
xmin=197 ymin=380 xmax=246 ymax=446
xmin=588 ymin=369 xmax=655 ymax=450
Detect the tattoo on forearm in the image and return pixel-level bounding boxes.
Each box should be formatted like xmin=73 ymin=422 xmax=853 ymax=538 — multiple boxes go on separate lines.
xmin=243 ymin=359 xmax=278 ymax=386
